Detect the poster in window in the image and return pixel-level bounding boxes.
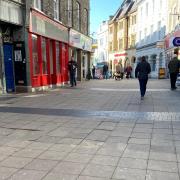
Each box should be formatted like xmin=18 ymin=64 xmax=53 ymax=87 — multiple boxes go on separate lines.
xmin=14 ymin=50 xmax=22 ymax=62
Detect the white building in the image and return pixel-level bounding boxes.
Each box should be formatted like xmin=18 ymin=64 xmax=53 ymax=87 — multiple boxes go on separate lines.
xmin=97 ymin=21 xmax=109 ymax=63
xmin=136 ymin=0 xmax=168 ymax=78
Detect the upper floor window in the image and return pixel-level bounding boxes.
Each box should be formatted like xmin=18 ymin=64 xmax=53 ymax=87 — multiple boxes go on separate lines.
xmin=84 ymin=9 xmax=88 ymax=35
xmin=68 ymin=0 xmax=73 ymax=27
xmin=76 ymin=1 xmax=80 ymax=31
xmin=146 ymin=3 xmax=149 ymax=16
xmin=119 ymin=22 xmax=123 ymax=30
xmin=34 ymin=0 xmax=42 ymax=10
xmin=54 ymin=0 xmax=60 ymax=20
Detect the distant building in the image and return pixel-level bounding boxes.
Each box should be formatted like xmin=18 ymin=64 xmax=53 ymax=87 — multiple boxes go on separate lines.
xmin=136 ymin=0 xmax=167 ymax=78
xmin=108 ymin=0 xmax=135 ymax=74
xmin=97 ymin=21 xmax=108 ymax=64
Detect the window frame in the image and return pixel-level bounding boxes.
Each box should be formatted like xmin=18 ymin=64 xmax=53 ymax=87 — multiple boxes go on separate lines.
xmin=34 ymin=0 xmax=42 ymax=11
xmin=54 ymin=0 xmax=60 ymax=21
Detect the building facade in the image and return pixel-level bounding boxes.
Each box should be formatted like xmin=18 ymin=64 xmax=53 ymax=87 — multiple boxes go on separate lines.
xmin=0 ymin=0 xmax=91 ymax=93
xmin=136 ymin=0 xmax=168 ymax=78
xmin=108 ymin=0 xmax=136 ymax=74
xmin=164 ymin=0 xmax=180 ymax=73
xmin=96 ymin=21 xmax=108 ymax=64
xmin=0 ymin=0 xmax=25 ymax=93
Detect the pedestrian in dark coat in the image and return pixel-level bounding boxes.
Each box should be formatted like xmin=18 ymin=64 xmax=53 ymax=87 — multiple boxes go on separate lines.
xmin=68 ymin=56 xmax=77 ymax=87
xmin=92 ymin=65 xmax=96 ymax=79
xmin=135 ymin=56 xmax=151 ymax=100
xmin=168 ymin=48 xmax=180 ymax=90
xmin=103 ymin=64 xmax=108 ymax=80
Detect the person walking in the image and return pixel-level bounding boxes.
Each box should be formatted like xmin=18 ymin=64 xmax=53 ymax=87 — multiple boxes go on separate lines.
xmin=92 ymin=65 xmax=96 ymax=79
xmin=135 ymin=56 xmax=151 ymax=100
xmin=125 ymin=64 xmax=132 ymax=79
xmin=168 ymin=48 xmax=180 ymax=90
xmin=68 ymin=56 xmax=77 ymax=87
xmin=103 ymin=63 xmax=108 ymax=80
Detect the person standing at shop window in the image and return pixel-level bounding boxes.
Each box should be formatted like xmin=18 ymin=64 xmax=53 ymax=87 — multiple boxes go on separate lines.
xmin=68 ymin=56 xmax=77 ymax=87
xmin=168 ymin=48 xmax=180 ymax=90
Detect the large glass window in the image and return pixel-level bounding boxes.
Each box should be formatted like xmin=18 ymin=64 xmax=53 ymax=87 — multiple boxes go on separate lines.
xmin=54 ymin=0 xmax=60 ymax=20
xmin=34 ymin=0 xmax=42 ymax=10
xmin=32 ymin=35 xmax=40 ymax=75
xmin=50 ymin=41 xmax=54 ymax=75
xmin=56 ymin=42 xmax=60 ymax=73
xmin=42 ymin=37 xmax=48 ymax=74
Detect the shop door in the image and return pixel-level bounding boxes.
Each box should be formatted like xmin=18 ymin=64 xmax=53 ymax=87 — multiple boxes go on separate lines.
xmin=14 ymin=42 xmax=27 ymax=86
xmin=3 ymin=44 xmax=15 ymax=92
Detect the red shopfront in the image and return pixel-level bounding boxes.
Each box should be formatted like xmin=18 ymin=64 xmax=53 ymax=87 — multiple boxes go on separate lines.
xmin=29 ymin=10 xmax=69 ymax=88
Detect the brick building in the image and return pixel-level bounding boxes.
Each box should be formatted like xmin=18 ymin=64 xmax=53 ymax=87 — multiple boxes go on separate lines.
xmin=0 ymin=0 xmax=91 ymax=93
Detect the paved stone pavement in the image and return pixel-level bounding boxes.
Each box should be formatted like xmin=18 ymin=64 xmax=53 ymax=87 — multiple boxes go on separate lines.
xmin=0 ymin=79 xmax=180 ymax=180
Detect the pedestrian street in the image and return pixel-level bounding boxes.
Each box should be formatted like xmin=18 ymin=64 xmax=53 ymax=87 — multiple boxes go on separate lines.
xmin=0 ymin=79 xmax=180 ymax=180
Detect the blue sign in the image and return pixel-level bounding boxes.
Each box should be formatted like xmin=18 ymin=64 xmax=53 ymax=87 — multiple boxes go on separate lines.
xmin=173 ymin=37 xmax=180 ymax=47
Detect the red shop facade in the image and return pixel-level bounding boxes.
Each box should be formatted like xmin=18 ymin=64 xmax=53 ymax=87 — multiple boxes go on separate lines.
xmin=28 ymin=10 xmax=69 ymax=90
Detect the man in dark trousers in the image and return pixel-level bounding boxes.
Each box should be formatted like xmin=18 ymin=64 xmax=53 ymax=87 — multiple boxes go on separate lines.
xmin=103 ymin=63 xmax=108 ymax=80
xmin=168 ymin=48 xmax=180 ymax=90
xmin=68 ymin=56 xmax=77 ymax=87
xmin=135 ymin=56 xmax=151 ymax=100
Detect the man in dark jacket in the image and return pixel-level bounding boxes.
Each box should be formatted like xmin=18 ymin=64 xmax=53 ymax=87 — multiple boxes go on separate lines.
xmin=68 ymin=56 xmax=77 ymax=87
xmin=103 ymin=64 xmax=109 ymax=80
xmin=135 ymin=56 xmax=151 ymax=100
xmin=168 ymin=48 xmax=180 ymax=90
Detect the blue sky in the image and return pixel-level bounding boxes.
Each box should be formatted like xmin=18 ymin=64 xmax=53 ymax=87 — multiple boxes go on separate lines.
xmin=90 ymin=0 xmax=123 ymax=36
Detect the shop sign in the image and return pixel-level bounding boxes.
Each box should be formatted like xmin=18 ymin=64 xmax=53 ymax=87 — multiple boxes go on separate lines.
xmin=69 ymin=29 xmax=92 ymax=52
xmin=159 ymin=68 xmax=166 ymax=79
xmin=156 ymin=41 xmax=165 ymax=49
xmin=114 ymin=53 xmax=127 ymax=57
xmin=30 ymin=10 xmax=68 ymax=43
xmin=173 ymin=37 xmax=180 ymax=47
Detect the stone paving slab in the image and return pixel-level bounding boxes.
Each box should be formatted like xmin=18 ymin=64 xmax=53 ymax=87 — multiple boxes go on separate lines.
xmin=0 ymin=79 xmax=179 ymax=179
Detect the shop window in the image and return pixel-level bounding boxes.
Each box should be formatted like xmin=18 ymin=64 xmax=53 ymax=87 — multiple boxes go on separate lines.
xmin=50 ymin=40 xmax=54 ymax=75
xmin=56 ymin=42 xmax=60 ymax=73
xmin=32 ymin=35 xmax=40 ymax=75
xmin=41 ymin=37 xmax=48 ymax=74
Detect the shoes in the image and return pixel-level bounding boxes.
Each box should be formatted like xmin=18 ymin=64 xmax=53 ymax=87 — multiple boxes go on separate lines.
xmin=171 ymin=87 xmax=177 ymax=90
xmin=141 ymin=96 xmax=144 ymax=100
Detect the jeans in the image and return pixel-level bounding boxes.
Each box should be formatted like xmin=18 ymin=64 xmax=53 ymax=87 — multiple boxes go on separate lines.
xmin=139 ymin=78 xmax=148 ymax=97
xmin=70 ymin=73 xmax=76 ymax=86
xmin=103 ymin=72 xmax=108 ymax=79
xmin=170 ymin=73 xmax=178 ymax=89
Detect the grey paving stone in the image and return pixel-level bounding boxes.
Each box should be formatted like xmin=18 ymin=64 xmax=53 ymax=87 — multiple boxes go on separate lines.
xmin=12 ymin=148 xmax=44 ymax=158
xmin=64 ymin=153 xmax=93 ymax=163
xmin=43 ymin=173 xmax=78 ymax=180
xmin=90 ymin=155 xmax=119 ymax=166
xmin=52 ymin=161 xmax=86 ymax=175
xmin=105 ymin=136 xmax=128 ymax=144
xmin=81 ymin=163 xmax=115 ymax=178
xmin=77 ymin=176 xmax=108 ymax=180
xmin=58 ymin=138 xmax=83 ymax=145
xmin=128 ymin=138 xmax=150 ymax=145
xmin=24 ymin=159 xmax=58 ymax=171
xmin=49 ymin=144 xmax=76 ymax=152
xmin=26 ymin=142 xmax=53 ymax=150
xmin=149 ymin=151 xmax=177 ymax=162
xmin=38 ymin=150 xmax=68 ymax=161
xmin=113 ymin=167 xmax=146 ymax=180
xmin=73 ymin=145 xmax=100 ymax=155
xmin=146 ymin=170 xmax=179 ymax=180
xmin=5 ymin=140 xmax=32 ymax=148
xmin=148 ymin=160 xmax=178 ymax=173
xmin=0 ymin=167 xmax=18 ymax=180
xmin=118 ymin=157 xmax=147 ymax=170
xmin=86 ymin=130 xmax=110 ymax=142
xmin=0 ymin=156 xmax=33 ymax=169
xmin=8 ymin=169 xmax=47 ymax=180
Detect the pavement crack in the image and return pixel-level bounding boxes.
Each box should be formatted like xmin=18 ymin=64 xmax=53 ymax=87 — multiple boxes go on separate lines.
xmin=0 ymin=126 xmax=41 ymax=131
